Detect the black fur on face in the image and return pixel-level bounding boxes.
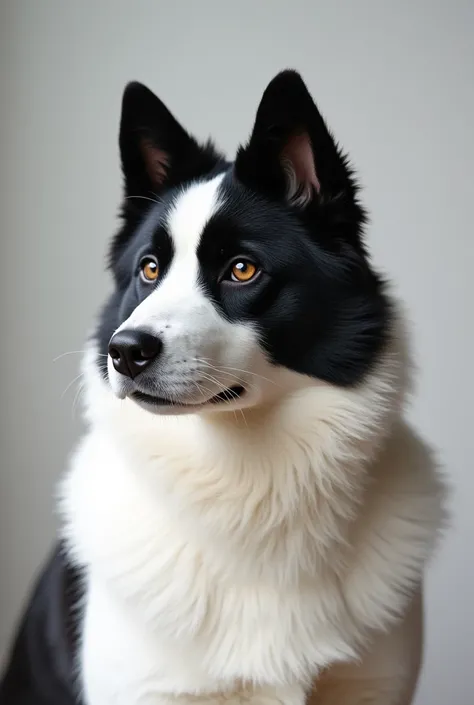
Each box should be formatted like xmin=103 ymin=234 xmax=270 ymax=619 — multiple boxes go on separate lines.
xmin=97 ymin=70 xmax=391 ymax=388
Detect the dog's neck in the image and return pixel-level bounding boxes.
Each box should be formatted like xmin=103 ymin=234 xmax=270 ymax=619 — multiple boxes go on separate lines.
xmin=79 ymin=322 xmax=408 ymax=582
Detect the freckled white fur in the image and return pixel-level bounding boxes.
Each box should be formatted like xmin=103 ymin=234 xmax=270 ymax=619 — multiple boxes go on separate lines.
xmin=59 ymin=181 xmax=446 ymax=705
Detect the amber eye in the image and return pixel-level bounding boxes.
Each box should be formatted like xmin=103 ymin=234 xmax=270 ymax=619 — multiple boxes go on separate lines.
xmin=230 ymin=260 xmax=258 ymax=283
xmin=140 ymin=256 xmax=159 ymax=283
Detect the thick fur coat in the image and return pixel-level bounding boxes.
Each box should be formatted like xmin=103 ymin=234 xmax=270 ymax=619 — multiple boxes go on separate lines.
xmin=0 ymin=71 xmax=446 ymax=705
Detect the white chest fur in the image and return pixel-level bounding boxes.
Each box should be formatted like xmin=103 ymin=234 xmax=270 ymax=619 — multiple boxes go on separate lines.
xmin=63 ymin=428 xmax=355 ymax=692
xmin=60 ymin=376 xmax=445 ymax=705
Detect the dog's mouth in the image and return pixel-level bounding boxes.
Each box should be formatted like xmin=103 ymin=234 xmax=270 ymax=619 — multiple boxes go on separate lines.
xmin=131 ymin=385 xmax=246 ymax=411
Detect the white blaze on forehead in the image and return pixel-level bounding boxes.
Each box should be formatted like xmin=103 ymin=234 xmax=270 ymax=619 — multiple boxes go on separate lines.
xmin=166 ymin=173 xmax=225 ymax=257
xmin=119 ymin=174 xmax=226 ymax=331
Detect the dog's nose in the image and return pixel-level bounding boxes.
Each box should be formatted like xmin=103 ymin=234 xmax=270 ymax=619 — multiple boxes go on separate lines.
xmin=108 ymin=330 xmax=162 ymax=379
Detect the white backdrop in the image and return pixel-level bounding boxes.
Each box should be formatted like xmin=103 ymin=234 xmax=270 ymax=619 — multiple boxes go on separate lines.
xmin=1 ymin=2 xmax=472 ymax=703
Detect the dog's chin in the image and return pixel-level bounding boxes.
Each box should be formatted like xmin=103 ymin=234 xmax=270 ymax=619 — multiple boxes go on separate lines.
xmin=129 ymin=385 xmax=247 ymax=416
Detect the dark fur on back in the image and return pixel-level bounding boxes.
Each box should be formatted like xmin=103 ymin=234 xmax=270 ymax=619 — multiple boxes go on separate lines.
xmin=0 ymin=546 xmax=81 ymax=704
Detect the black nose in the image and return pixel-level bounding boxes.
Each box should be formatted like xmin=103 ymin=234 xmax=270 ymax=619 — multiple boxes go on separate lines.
xmin=108 ymin=330 xmax=162 ymax=379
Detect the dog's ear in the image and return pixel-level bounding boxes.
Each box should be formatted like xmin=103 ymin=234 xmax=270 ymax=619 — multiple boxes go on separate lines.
xmin=235 ymin=70 xmax=358 ymax=211
xmin=119 ymin=82 xmax=222 ymax=204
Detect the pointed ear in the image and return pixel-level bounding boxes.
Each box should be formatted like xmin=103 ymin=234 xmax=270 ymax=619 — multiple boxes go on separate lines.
xmin=119 ymin=82 xmax=222 ymax=204
xmin=280 ymin=130 xmax=320 ymax=207
xmin=235 ymin=70 xmax=357 ymax=209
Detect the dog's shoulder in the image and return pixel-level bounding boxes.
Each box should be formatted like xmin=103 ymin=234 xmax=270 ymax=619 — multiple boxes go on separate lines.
xmin=343 ymin=419 xmax=447 ymax=631
xmin=0 ymin=544 xmax=83 ymax=705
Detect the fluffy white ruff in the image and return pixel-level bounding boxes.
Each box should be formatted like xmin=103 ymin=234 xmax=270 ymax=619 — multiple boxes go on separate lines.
xmin=59 ymin=320 xmax=446 ymax=705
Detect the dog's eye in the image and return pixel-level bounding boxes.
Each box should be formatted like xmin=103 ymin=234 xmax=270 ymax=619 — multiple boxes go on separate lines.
xmin=139 ymin=256 xmax=159 ymax=283
xmin=229 ymin=259 xmax=259 ymax=283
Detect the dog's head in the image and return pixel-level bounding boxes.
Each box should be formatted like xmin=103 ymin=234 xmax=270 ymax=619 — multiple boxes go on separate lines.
xmin=95 ymin=70 xmax=390 ymax=415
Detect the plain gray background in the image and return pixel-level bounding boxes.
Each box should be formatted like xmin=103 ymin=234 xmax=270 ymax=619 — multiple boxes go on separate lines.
xmin=0 ymin=1 xmax=472 ymax=703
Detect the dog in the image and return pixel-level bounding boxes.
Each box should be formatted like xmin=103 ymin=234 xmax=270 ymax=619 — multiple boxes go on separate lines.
xmin=0 ymin=70 xmax=446 ymax=705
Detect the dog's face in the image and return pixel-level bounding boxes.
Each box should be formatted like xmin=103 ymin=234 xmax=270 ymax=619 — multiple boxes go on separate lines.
xmin=96 ymin=71 xmax=390 ymax=415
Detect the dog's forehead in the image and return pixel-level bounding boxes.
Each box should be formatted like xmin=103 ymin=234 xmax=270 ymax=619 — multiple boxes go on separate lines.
xmin=164 ymin=173 xmax=225 ymax=257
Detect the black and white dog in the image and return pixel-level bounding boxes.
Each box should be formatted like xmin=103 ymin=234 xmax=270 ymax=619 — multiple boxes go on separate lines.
xmin=0 ymin=71 xmax=446 ymax=705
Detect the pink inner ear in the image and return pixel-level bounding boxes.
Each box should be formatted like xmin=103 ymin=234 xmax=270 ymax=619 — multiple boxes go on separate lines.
xmin=140 ymin=139 xmax=170 ymax=189
xmin=280 ymin=132 xmax=320 ymax=198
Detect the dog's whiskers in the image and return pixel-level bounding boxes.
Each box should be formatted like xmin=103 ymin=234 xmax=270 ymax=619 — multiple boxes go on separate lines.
xmin=125 ymin=195 xmax=162 ymax=207
xmin=59 ymin=370 xmax=87 ymax=420
xmin=191 ymin=359 xmax=260 ymax=394
xmin=61 ymin=372 xmax=85 ymax=400
xmin=193 ymin=357 xmax=280 ymax=388
xmin=195 ymin=371 xmax=249 ymax=427
xmin=53 ymin=350 xmax=108 ymax=363
xmin=218 ymin=364 xmax=280 ymax=387
xmin=202 ymin=368 xmax=258 ymax=395
xmin=72 ymin=381 xmax=87 ymax=420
